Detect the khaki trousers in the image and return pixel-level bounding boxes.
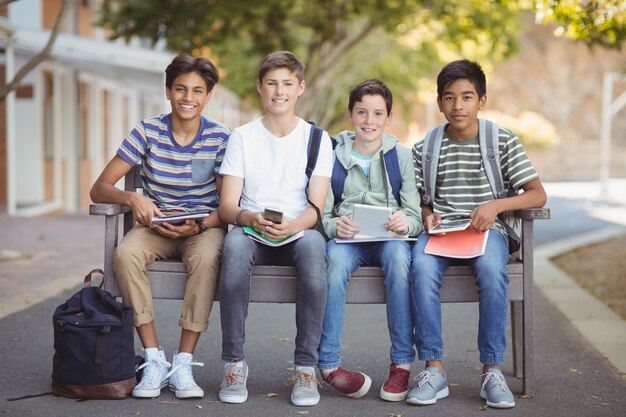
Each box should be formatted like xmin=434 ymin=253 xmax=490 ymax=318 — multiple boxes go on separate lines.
xmin=113 ymin=225 xmax=225 ymax=332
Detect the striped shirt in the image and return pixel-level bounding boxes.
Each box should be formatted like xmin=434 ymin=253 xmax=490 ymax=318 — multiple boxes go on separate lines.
xmin=117 ymin=113 xmax=230 ymax=213
xmin=412 ymin=126 xmax=538 ymax=236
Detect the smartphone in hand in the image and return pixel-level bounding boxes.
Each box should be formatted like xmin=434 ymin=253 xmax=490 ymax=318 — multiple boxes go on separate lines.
xmin=263 ymin=207 xmax=283 ymax=224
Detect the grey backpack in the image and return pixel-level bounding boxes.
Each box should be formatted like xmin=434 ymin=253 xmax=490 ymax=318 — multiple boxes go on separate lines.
xmin=421 ymin=119 xmax=521 ymax=253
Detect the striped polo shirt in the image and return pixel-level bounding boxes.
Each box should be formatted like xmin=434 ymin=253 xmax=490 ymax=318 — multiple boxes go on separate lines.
xmin=412 ymin=125 xmax=538 ymax=236
xmin=117 ymin=113 xmax=230 ymax=213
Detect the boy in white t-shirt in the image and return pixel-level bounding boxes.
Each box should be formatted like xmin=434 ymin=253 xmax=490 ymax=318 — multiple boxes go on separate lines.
xmin=217 ymin=51 xmax=333 ymax=407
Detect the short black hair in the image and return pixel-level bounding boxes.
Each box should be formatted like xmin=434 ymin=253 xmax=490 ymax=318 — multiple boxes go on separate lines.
xmin=165 ymin=54 xmax=219 ymax=92
xmin=437 ymin=59 xmax=486 ymax=98
xmin=348 ymin=79 xmax=393 ymax=114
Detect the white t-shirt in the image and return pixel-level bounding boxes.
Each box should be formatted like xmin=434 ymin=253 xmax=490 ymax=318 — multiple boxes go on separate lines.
xmin=220 ymin=117 xmax=333 ymax=219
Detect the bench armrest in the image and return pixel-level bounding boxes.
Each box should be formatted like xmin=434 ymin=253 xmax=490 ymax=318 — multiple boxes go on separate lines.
xmin=516 ymin=208 xmax=550 ymax=221
xmin=89 ymin=203 xmax=131 ymax=216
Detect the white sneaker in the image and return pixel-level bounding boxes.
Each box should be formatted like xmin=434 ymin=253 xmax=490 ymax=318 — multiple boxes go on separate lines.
xmin=168 ymin=352 xmax=205 ymax=399
xmin=290 ymin=366 xmax=320 ymax=406
xmin=219 ymin=360 xmax=248 ymax=404
xmin=132 ymin=347 xmax=171 ymax=398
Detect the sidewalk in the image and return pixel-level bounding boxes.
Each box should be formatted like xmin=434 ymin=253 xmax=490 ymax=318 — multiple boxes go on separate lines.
xmin=0 ymin=181 xmax=625 ymax=416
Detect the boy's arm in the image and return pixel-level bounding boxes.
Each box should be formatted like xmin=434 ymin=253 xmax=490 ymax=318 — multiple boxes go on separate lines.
xmin=470 ymin=178 xmax=547 ymax=232
xmin=321 ymin=186 xmax=339 ymax=238
xmin=295 ymin=175 xmax=330 ymax=232
xmin=199 ymin=176 xmax=225 ymax=229
xmin=217 ymin=174 xmax=246 ymax=225
xmin=90 ymin=155 xmax=161 ymax=227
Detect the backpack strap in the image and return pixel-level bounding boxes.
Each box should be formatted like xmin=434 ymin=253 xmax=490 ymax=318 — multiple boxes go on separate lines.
xmin=331 ymin=145 xmax=403 ymax=207
xmin=331 ymin=158 xmax=346 ymax=207
xmin=421 ymin=124 xmax=446 ymax=206
xmin=478 ymin=118 xmax=508 ymax=199
xmin=305 ymin=124 xmax=324 ymax=179
xmin=382 ymin=147 xmax=402 ymax=205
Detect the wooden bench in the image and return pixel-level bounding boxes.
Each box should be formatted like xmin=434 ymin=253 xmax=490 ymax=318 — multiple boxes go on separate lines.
xmin=89 ymin=165 xmax=550 ymax=395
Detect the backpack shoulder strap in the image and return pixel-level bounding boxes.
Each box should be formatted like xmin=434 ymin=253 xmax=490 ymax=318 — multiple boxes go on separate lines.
xmin=421 ymin=124 xmax=446 ymax=205
xmin=306 ymin=124 xmax=324 ymax=179
xmin=331 ymin=157 xmax=346 ymax=207
xmin=478 ymin=119 xmax=507 ymax=199
xmin=383 ymin=147 xmax=402 ymax=204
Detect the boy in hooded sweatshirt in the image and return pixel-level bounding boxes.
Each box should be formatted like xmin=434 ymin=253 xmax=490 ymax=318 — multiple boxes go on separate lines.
xmin=318 ymin=79 xmax=423 ymax=401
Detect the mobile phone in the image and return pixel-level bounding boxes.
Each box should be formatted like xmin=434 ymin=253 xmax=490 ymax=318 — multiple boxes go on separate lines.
xmin=263 ymin=207 xmax=284 ymax=224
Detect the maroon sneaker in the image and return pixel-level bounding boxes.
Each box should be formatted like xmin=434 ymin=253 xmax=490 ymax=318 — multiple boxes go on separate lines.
xmin=322 ymin=367 xmax=371 ymax=398
xmin=380 ymin=364 xmax=410 ymax=401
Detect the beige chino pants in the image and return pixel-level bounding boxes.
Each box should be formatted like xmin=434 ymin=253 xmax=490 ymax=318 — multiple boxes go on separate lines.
xmin=113 ymin=225 xmax=225 ymax=332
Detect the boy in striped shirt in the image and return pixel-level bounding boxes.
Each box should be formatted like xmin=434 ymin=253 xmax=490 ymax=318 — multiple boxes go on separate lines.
xmin=407 ymin=60 xmax=547 ymax=409
xmin=90 ymin=54 xmax=230 ymax=399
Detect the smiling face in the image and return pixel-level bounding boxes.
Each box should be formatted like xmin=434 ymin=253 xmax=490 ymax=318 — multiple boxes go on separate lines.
xmin=437 ymin=78 xmax=486 ymax=140
xmin=349 ymin=94 xmax=392 ymax=147
xmin=166 ymin=71 xmax=212 ymax=123
xmin=256 ymin=68 xmax=305 ymax=117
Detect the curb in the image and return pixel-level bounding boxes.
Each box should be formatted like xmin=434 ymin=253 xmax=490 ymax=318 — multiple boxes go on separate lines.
xmin=535 ymin=226 xmax=626 ymax=375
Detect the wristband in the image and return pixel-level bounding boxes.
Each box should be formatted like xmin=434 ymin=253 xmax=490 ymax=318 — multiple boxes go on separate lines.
xmin=195 ymin=218 xmax=208 ymax=234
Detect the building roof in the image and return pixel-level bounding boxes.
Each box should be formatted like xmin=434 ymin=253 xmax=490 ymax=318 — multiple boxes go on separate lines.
xmin=0 ymin=18 xmax=174 ymax=76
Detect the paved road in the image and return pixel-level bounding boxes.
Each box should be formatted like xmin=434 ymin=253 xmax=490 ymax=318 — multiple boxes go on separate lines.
xmin=1 ymin=181 xmax=625 ymax=416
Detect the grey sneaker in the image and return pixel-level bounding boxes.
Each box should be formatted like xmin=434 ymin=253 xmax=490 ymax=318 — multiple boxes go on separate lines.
xmin=133 ymin=348 xmax=171 ymax=398
xmin=290 ymin=367 xmax=320 ymax=406
xmin=168 ymin=352 xmax=204 ymax=399
xmin=480 ymin=368 xmax=515 ymax=408
xmin=406 ymin=366 xmax=449 ymax=405
xmin=219 ymin=360 xmax=248 ymax=404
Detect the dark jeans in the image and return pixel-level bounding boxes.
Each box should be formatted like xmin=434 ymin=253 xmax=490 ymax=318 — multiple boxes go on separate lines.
xmin=219 ymin=227 xmax=328 ymax=367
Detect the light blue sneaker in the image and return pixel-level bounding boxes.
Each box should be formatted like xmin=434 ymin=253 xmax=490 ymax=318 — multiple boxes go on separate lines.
xmin=406 ymin=367 xmax=449 ymax=405
xmin=480 ymin=368 xmax=515 ymax=408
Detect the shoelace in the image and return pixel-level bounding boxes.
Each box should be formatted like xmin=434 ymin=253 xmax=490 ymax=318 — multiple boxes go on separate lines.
xmin=167 ymin=360 xmax=204 ymax=387
xmin=136 ymin=358 xmax=171 ymax=386
xmin=222 ymin=360 xmax=247 ymax=388
xmin=286 ymin=371 xmax=321 ymax=389
xmin=414 ymin=370 xmax=436 ymax=388
xmin=481 ymin=371 xmax=510 ymax=392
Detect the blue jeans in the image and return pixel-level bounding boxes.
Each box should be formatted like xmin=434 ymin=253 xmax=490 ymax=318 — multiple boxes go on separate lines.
xmin=318 ymin=240 xmax=415 ymax=369
xmin=219 ymin=227 xmax=327 ymax=367
xmin=409 ymin=231 xmax=510 ymax=365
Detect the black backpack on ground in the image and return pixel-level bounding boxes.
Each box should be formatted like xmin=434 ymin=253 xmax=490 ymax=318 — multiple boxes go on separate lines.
xmin=52 ymin=269 xmax=138 ymax=399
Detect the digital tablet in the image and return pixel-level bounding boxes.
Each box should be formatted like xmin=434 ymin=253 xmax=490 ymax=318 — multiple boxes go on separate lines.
xmin=429 ymin=218 xmax=471 ymax=234
xmin=151 ymin=211 xmax=210 ymax=226
xmin=351 ymin=204 xmax=392 ymax=237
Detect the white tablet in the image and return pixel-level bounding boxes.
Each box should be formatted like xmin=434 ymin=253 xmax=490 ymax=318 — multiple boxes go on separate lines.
xmin=429 ymin=218 xmax=471 ymax=234
xmin=352 ymin=204 xmax=392 ymax=237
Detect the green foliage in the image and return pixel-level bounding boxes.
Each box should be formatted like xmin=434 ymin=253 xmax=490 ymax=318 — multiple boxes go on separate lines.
xmin=535 ymin=0 xmax=626 ymax=50
xmin=98 ymin=0 xmax=529 ymax=130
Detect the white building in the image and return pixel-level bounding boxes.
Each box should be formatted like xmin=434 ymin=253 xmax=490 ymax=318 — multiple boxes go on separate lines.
xmin=0 ymin=0 xmax=252 ymax=216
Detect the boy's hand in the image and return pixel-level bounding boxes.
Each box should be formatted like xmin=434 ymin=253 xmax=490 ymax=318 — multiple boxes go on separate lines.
xmin=470 ymin=201 xmax=499 ymax=232
xmin=151 ymin=219 xmax=198 ymax=238
xmin=386 ymin=210 xmax=409 ymax=235
xmin=336 ymin=215 xmax=359 ymax=238
xmin=260 ymin=216 xmax=292 ymax=241
xmin=130 ymin=194 xmax=163 ymax=227
xmin=424 ymin=213 xmax=442 ymax=234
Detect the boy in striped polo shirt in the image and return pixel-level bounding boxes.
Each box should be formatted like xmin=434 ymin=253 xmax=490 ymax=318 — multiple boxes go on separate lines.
xmin=90 ymin=54 xmax=230 ymax=399
xmin=407 ymin=60 xmax=547 ymax=409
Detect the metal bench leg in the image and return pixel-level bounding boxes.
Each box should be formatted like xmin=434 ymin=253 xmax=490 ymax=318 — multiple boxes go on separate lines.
xmin=511 ymin=300 xmax=523 ymax=378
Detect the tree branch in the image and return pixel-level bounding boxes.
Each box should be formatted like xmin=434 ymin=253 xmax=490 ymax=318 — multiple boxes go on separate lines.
xmin=0 ymin=0 xmax=71 ymax=102
xmin=0 ymin=0 xmax=20 ymax=7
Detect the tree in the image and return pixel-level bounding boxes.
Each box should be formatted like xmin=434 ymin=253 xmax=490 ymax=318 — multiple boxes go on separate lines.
xmin=0 ymin=0 xmax=71 ymax=102
xmin=535 ymin=0 xmax=626 ymax=50
xmin=98 ymin=0 xmax=526 ymax=129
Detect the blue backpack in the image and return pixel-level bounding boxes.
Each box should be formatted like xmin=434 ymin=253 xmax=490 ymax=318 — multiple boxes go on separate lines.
xmin=306 ymin=124 xmax=402 ymax=207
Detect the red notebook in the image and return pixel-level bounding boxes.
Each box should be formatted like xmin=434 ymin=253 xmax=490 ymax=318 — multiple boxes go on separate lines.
xmin=424 ymin=229 xmax=489 ymax=259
